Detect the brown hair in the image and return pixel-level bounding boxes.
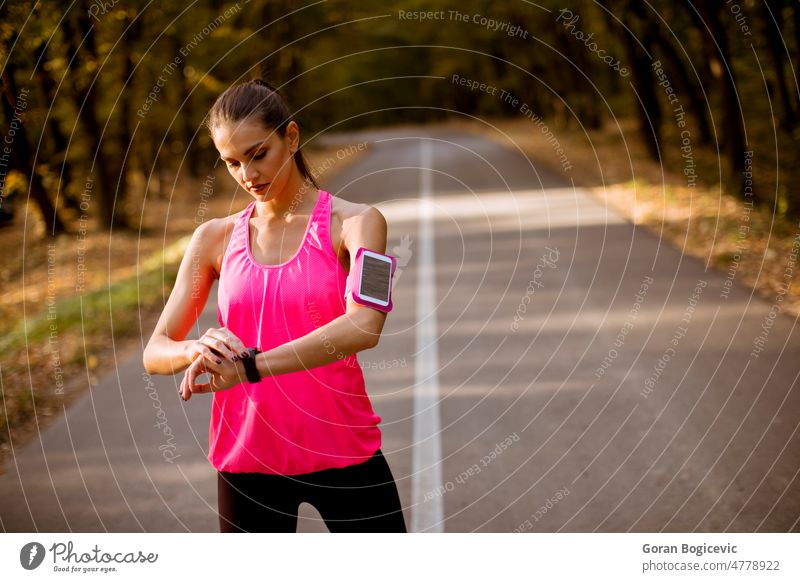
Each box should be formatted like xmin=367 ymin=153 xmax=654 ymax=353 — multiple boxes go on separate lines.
xmin=206 ymin=78 xmax=319 ymax=189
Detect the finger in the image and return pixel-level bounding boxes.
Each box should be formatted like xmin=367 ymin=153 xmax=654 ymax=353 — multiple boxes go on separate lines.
xmin=199 ymin=345 xmax=229 ymax=366
xmin=201 ymin=328 xmax=237 ymax=357
xmin=181 ymin=372 xmax=191 ymax=402
xmin=199 ymin=336 xmax=238 ymax=362
xmin=189 ymin=365 xmax=213 ymax=394
xmin=209 ymin=327 xmax=248 ymax=357
xmin=182 ymin=359 xmax=198 ymax=400
xmin=218 ymin=327 xmax=250 ymax=358
xmin=186 ymin=361 xmax=203 ymax=397
xmin=200 ymin=355 xmax=224 ymax=375
xmin=186 ymin=365 xmax=199 ymax=401
xmin=191 ymin=378 xmax=213 ymax=394
xmin=189 ymin=360 xmax=219 ymax=395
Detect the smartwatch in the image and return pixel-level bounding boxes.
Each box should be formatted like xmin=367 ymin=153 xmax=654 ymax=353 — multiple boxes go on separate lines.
xmin=241 ymin=347 xmax=262 ymax=383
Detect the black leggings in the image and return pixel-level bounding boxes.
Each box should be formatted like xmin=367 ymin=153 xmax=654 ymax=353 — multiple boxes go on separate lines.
xmin=217 ymin=448 xmax=407 ymax=533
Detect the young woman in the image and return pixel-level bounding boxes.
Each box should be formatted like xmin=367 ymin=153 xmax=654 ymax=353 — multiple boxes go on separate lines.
xmin=142 ymin=78 xmax=407 ymax=533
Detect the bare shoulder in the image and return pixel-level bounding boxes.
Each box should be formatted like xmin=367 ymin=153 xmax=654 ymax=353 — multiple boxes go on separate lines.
xmin=330 ymin=195 xmax=387 ymax=267
xmin=331 ymin=196 xmax=386 ymax=233
xmin=193 ymin=209 xmax=246 ymax=278
xmin=330 ymin=194 xmax=387 ymax=255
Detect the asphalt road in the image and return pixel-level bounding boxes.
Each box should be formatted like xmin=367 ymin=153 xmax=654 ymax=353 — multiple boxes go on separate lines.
xmin=2 ymin=125 xmax=799 ymax=532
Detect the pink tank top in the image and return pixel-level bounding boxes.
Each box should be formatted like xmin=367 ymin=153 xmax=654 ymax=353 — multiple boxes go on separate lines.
xmin=211 ymin=189 xmax=382 ymax=475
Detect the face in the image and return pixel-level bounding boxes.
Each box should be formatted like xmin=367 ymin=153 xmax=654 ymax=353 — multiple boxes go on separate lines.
xmin=212 ymin=119 xmax=299 ymax=200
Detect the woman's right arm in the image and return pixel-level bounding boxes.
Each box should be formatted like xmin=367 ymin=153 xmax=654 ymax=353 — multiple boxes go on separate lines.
xmin=142 ymin=220 xmax=219 ymax=376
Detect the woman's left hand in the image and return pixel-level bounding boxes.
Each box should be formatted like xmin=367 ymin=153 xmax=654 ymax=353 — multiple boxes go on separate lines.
xmin=179 ymin=352 xmax=246 ymax=401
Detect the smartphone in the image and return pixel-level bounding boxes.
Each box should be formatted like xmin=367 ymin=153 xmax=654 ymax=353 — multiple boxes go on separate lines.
xmin=350 ymin=247 xmax=396 ymax=312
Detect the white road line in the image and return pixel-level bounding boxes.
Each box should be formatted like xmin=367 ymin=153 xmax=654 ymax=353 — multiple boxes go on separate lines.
xmin=411 ymin=139 xmax=444 ymax=532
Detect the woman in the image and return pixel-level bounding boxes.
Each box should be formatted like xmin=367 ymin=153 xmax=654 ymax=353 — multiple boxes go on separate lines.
xmin=142 ymin=78 xmax=407 ymax=533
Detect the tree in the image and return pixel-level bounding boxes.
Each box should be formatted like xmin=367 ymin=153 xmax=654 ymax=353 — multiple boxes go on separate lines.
xmin=682 ymin=0 xmax=751 ymax=200
xmin=61 ymin=0 xmax=131 ymax=230
xmin=603 ymin=0 xmax=663 ymax=161
xmin=0 ymin=19 xmax=66 ymax=235
xmin=759 ymin=0 xmax=796 ymax=131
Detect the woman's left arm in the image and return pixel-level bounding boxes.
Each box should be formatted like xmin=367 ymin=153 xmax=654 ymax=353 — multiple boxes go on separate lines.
xmin=253 ymin=205 xmax=389 ymax=377
xmin=182 ymin=205 xmax=389 ymax=397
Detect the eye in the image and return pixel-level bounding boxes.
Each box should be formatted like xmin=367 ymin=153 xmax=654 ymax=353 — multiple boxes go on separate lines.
xmin=253 ymin=151 xmax=266 ymax=160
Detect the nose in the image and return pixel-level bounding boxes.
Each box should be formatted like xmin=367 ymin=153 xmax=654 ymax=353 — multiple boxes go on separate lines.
xmin=241 ymin=164 xmax=260 ymax=185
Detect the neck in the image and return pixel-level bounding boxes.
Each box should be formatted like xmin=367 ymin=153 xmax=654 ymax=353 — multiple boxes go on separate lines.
xmin=252 ymin=170 xmax=315 ymax=221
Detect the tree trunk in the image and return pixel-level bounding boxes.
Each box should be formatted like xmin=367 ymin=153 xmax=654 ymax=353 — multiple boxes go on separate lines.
xmin=166 ymin=32 xmax=200 ymax=179
xmin=0 ymin=62 xmax=67 ymax=235
xmin=684 ymin=0 xmax=751 ymax=201
xmin=33 ymin=40 xmax=80 ymax=214
xmin=760 ymin=0 xmax=796 ymax=130
xmin=118 ymin=8 xmax=142 ymax=219
xmin=62 ymin=1 xmax=130 ymax=230
xmin=556 ymin=15 xmax=602 ymax=130
xmin=793 ymin=3 xmax=800 ymax=115
xmin=605 ymin=2 xmax=663 ymax=161
xmin=646 ymin=20 xmax=713 ymax=144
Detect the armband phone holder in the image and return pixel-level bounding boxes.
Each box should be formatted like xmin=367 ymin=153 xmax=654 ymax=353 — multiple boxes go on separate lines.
xmin=348 ymin=247 xmax=396 ymax=313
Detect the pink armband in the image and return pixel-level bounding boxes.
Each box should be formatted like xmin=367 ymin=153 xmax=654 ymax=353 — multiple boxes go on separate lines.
xmin=347 ymin=247 xmax=396 ymax=313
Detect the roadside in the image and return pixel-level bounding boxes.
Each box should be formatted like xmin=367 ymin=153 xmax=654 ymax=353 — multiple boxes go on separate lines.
xmin=0 ymin=144 xmax=367 ymax=471
xmin=448 ymin=116 xmax=800 ymax=319
xmin=6 ymin=115 xmax=798 ymax=473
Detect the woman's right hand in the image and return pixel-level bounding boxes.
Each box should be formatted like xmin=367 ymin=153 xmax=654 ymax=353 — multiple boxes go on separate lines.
xmin=185 ymin=327 xmax=250 ymax=366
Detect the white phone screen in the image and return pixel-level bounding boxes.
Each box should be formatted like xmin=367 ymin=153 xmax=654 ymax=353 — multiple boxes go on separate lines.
xmin=359 ymin=252 xmax=392 ymax=304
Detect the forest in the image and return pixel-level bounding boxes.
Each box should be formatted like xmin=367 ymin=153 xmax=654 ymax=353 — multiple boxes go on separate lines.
xmin=0 ymin=0 xmax=798 ymax=233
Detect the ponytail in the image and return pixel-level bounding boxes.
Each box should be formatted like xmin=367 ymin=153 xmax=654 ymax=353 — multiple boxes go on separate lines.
xmin=206 ymin=78 xmax=319 ymax=190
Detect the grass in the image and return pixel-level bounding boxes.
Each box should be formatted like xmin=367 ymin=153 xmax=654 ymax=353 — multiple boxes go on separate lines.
xmin=0 ymin=240 xmax=184 ymax=455
xmin=0 ymin=143 xmax=367 ymax=468
xmin=8 ymin=116 xmax=796 ymax=468
xmin=1 ymin=256 xmax=178 ymax=353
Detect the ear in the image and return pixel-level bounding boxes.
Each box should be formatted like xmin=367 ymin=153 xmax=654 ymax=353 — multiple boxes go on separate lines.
xmin=286 ymin=120 xmax=300 ymax=153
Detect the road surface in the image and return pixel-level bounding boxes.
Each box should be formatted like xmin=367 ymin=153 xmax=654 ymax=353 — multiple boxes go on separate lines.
xmin=1 ymin=125 xmax=798 ymax=532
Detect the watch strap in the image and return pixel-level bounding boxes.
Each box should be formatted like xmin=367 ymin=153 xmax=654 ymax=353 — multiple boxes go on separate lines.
xmin=242 ymin=347 xmax=261 ymax=383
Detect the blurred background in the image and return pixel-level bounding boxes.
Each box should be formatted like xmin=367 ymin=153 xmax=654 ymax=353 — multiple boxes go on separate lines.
xmin=2 ymin=0 xmax=800 ymax=532
xmin=3 ymin=0 xmax=798 ymax=231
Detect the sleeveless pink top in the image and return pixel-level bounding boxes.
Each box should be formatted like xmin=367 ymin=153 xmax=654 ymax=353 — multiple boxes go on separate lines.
xmin=211 ymin=189 xmax=382 ymax=475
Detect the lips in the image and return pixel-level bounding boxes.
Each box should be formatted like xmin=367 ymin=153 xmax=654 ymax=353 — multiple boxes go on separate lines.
xmin=248 ymin=183 xmax=269 ymax=192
